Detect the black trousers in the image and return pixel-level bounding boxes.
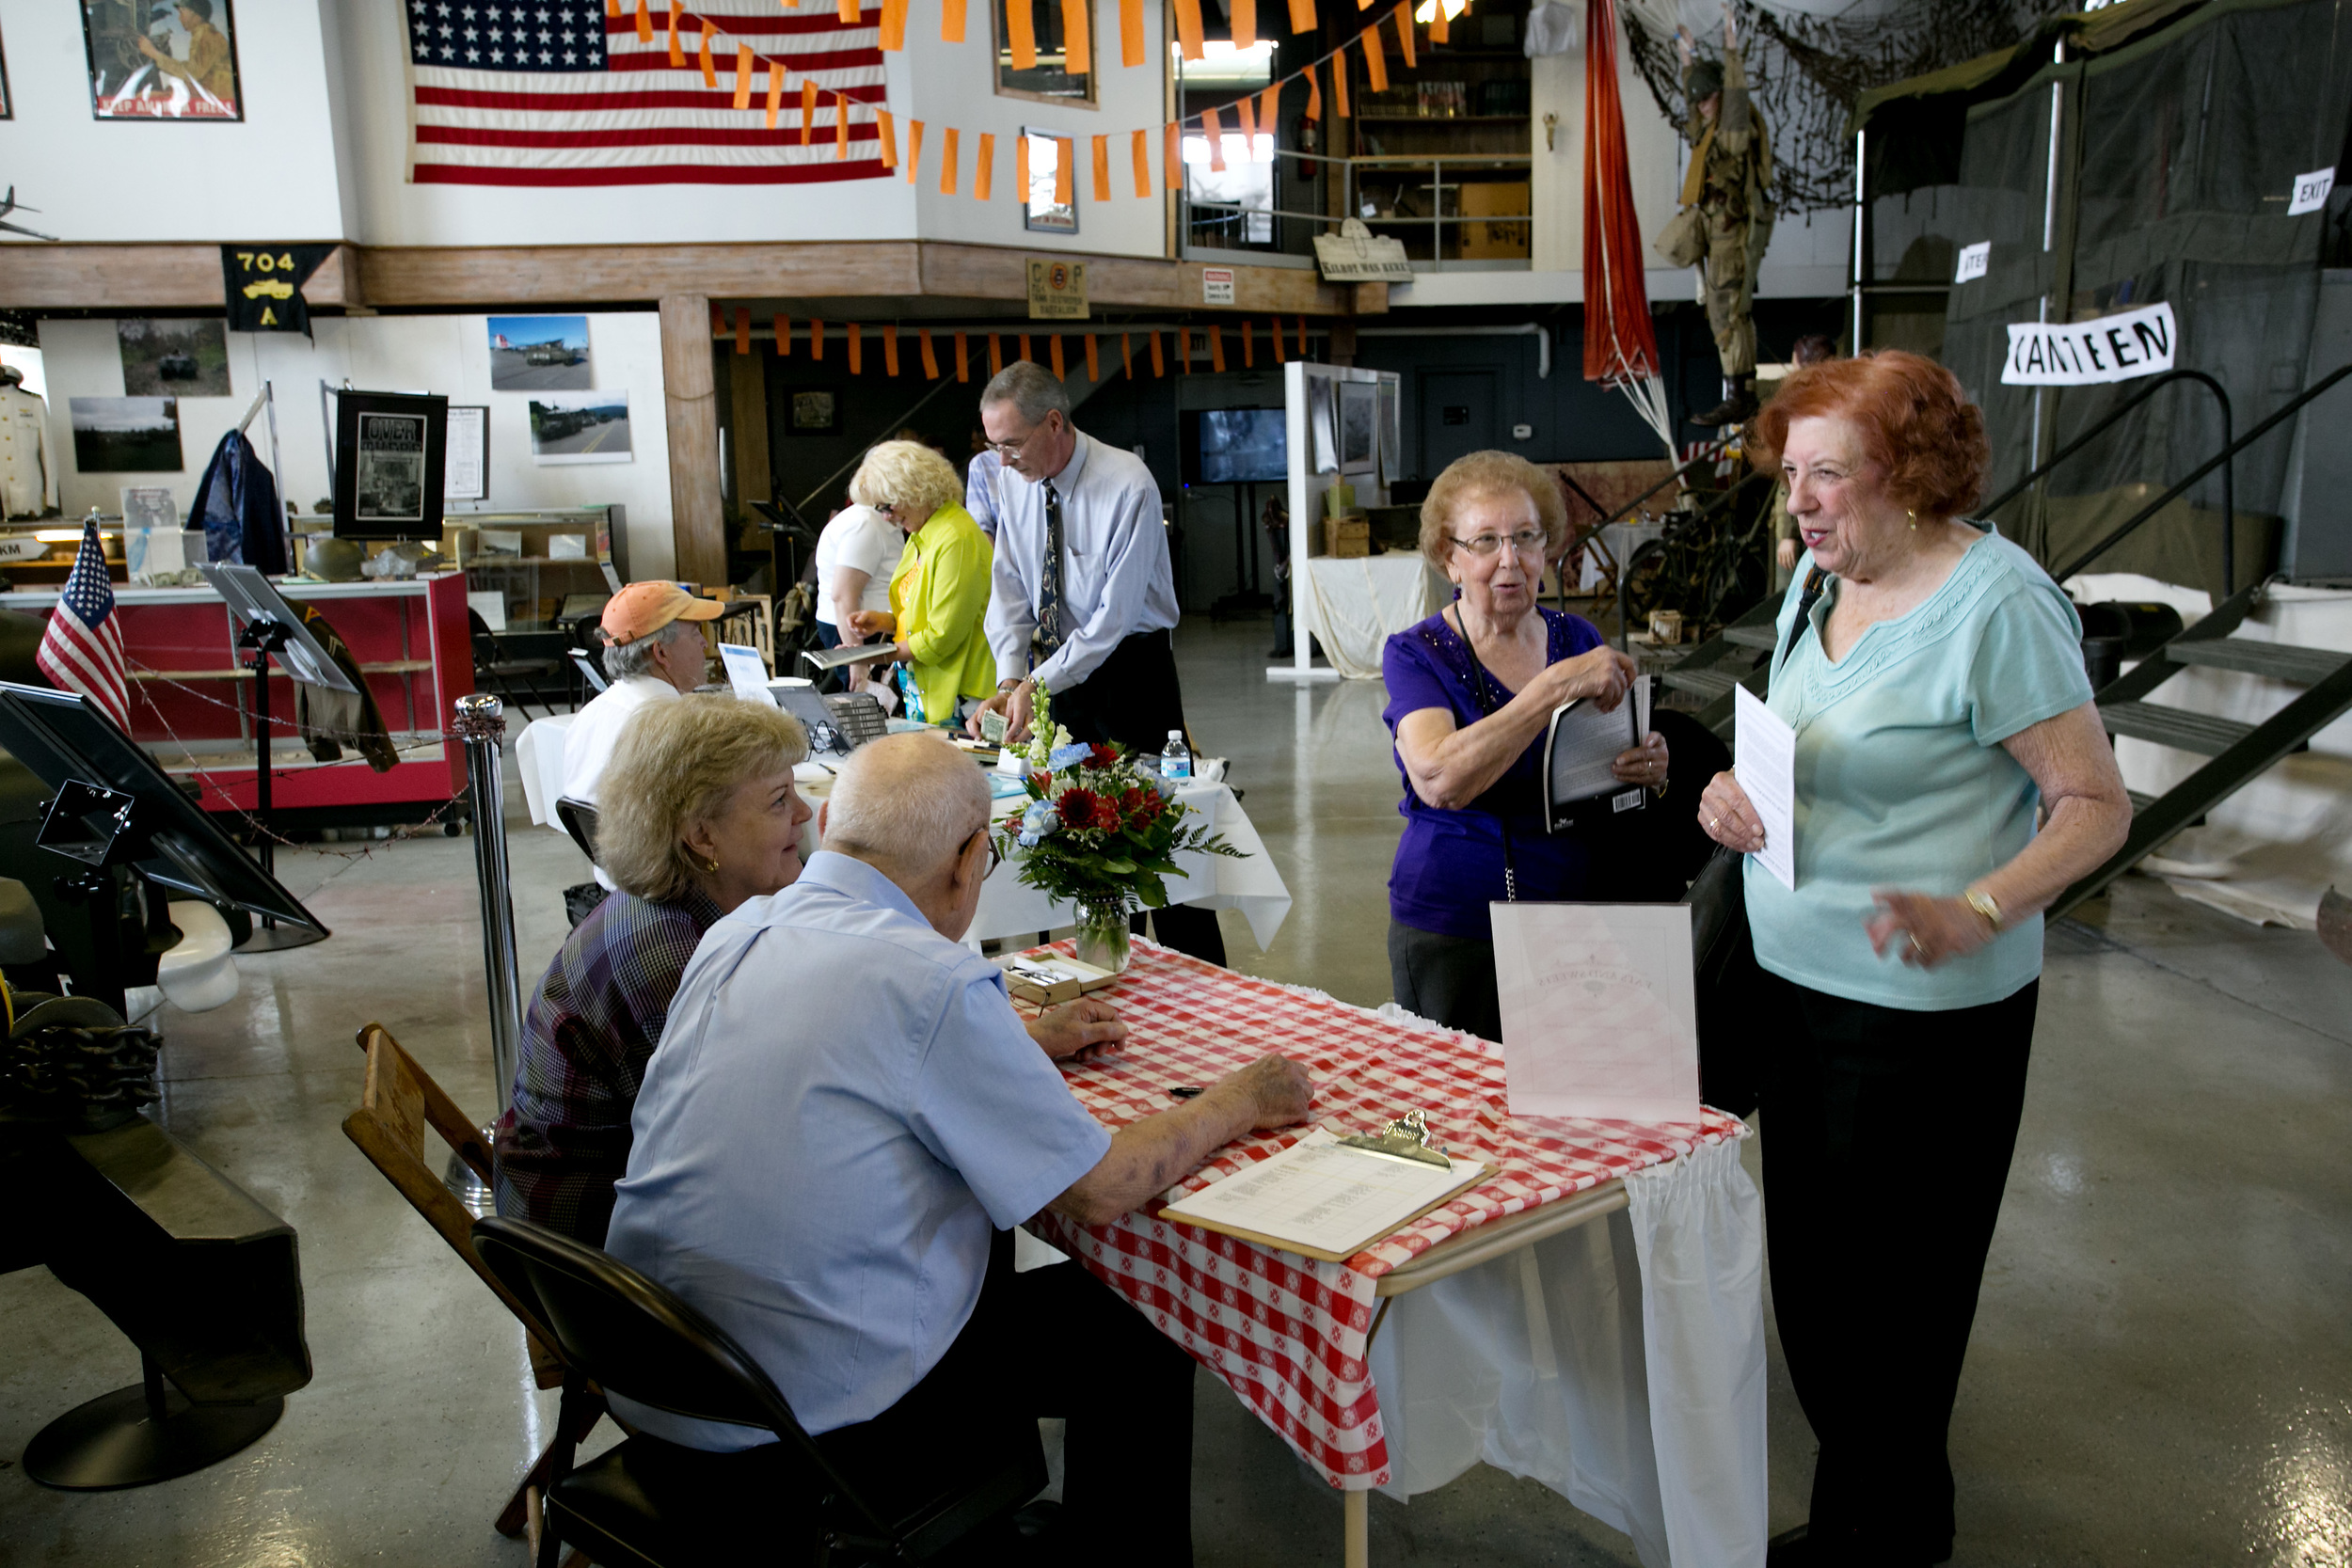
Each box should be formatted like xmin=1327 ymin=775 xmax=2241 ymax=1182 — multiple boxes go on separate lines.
xmin=1387 ymin=920 xmax=1502 ymax=1042
xmin=1758 ymin=970 xmax=2039 ymax=1565
xmin=1050 ymin=628 xmax=1227 ymax=968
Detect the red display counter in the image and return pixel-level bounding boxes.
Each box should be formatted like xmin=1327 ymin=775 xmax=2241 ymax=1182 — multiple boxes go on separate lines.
xmin=8 ymin=574 xmax=475 ymax=816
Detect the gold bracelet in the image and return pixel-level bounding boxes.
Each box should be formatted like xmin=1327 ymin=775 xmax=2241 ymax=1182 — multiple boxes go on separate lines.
xmin=1964 ymin=887 xmax=2002 ymax=931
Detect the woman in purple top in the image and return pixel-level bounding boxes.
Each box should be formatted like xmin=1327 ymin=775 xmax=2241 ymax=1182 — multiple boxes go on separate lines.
xmin=1382 ymin=451 xmax=1671 ymax=1040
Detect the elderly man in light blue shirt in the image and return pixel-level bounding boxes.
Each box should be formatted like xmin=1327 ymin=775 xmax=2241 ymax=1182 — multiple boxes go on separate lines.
xmin=966 ymin=359 xmax=1226 ymax=966
xmin=605 ymin=732 xmax=1310 ymax=1562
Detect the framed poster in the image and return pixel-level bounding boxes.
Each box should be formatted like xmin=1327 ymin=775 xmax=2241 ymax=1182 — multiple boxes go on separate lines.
xmin=333 ymin=391 xmax=448 ymax=541
xmin=70 ymin=397 xmax=183 ymax=472
xmin=85 ymin=0 xmax=244 ymax=121
xmin=443 ymin=405 xmax=489 ymax=503
xmin=1339 ymin=381 xmax=1377 ymax=474
xmin=528 ymin=393 xmax=631 ymax=466
xmin=791 ymin=390 xmax=838 ymax=433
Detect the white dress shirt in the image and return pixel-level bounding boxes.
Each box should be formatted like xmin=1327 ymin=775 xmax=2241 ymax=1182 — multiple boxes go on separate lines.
xmin=963 ymin=450 xmax=1005 ymax=539
xmin=812 ymin=505 xmax=903 ymax=627
xmin=983 ymin=430 xmax=1180 ymax=692
xmin=561 ymin=674 xmax=679 ymax=890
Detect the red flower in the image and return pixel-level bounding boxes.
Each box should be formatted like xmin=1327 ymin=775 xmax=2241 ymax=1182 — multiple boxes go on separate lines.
xmin=1057 ymin=787 xmax=1109 ymax=832
xmin=1088 ymin=743 xmax=1120 ymax=768
xmin=1118 ymin=786 xmax=1165 ymax=827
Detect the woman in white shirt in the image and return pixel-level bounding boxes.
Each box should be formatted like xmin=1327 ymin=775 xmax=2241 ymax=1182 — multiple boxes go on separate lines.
xmin=812 ymin=503 xmax=905 ymax=653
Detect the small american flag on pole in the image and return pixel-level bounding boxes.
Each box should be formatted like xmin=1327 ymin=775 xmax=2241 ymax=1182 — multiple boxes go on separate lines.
xmin=37 ymin=515 xmax=131 ymax=733
xmin=406 ymin=0 xmax=887 ymax=186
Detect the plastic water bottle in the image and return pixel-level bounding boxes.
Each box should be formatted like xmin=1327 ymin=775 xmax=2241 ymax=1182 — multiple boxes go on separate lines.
xmin=1160 ymin=729 xmax=1192 ymax=782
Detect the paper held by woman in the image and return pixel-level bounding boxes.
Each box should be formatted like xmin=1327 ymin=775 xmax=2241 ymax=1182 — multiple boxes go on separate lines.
xmin=1490 ymin=903 xmax=1703 ymax=1125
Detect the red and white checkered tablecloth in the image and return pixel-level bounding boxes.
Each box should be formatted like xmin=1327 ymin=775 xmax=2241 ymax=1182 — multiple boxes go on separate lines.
xmin=1025 ymin=939 xmax=1746 ymax=1491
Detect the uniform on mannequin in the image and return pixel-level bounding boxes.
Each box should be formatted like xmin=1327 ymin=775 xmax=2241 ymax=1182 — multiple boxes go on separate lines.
xmin=0 ymin=365 xmax=57 ymax=523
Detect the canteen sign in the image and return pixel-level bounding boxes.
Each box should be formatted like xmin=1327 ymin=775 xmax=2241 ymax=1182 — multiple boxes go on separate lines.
xmin=2001 ymin=301 xmax=2177 ymax=387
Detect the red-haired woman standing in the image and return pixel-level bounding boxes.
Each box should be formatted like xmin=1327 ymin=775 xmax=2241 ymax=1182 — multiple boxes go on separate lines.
xmin=1699 ymin=351 xmax=2131 ymax=1566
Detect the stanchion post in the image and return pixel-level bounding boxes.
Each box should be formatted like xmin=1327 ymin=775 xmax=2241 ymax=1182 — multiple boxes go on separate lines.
xmin=453 ymin=694 xmax=524 ymax=1117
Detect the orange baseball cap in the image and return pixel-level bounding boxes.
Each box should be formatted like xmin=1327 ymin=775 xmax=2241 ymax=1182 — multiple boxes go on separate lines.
xmin=601 ymin=581 xmax=724 ymax=645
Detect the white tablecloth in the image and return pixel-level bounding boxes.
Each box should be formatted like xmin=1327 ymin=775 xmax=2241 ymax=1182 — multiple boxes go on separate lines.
xmin=513 ymin=713 xmax=1293 ymax=949
xmin=1301 ymin=554 xmax=1446 ymax=680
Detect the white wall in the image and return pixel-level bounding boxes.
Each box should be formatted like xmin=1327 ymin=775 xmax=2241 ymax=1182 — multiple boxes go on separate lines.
xmin=0 ymin=0 xmax=349 ymax=244
xmin=36 ymin=312 xmax=676 ymax=579
xmin=902 ymin=5 xmax=1167 ymax=257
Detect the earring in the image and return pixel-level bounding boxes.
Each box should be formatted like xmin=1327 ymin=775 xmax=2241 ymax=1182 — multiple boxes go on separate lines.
xmin=697 ymin=852 xmax=720 ymax=875
xmin=1908 ymin=509 xmax=1917 ymax=531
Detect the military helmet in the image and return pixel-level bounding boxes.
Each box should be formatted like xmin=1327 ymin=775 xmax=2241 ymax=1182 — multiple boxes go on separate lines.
xmin=1687 ymin=58 xmax=1724 ymax=103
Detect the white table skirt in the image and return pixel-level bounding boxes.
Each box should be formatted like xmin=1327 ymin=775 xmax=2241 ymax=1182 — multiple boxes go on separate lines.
xmin=513 ymin=714 xmax=1293 ymax=950
xmin=1301 ymin=554 xmax=1446 ymax=680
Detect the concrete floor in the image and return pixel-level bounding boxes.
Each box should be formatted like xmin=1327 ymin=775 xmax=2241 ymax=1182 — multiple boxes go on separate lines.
xmin=3 ymin=613 xmax=2348 ymax=1567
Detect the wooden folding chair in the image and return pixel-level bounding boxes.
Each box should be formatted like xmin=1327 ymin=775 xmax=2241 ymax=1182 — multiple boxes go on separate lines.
xmin=342 ymin=1022 xmax=601 ymax=1557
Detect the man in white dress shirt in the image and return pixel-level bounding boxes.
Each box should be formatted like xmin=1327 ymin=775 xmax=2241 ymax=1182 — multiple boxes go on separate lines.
xmin=965 ymin=360 xmax=1225 ymax=963
xmin=562 ymin=582 xmax=721 ymax=891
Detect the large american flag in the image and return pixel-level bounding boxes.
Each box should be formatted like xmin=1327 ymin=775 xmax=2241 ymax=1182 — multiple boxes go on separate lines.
xmin=37 ymin=516 xmax=130 ymax=733
xmin=406 ymin=0 xmax=888 ymax=185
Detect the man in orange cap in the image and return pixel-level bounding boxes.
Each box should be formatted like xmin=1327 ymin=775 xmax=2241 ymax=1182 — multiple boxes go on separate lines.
xmin=562 ymin=584 xmax=724 ymax=889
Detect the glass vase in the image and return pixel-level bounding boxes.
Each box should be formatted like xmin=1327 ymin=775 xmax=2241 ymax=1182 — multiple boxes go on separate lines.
xmin=1073 ymin=895 xmax=1135 ymax=974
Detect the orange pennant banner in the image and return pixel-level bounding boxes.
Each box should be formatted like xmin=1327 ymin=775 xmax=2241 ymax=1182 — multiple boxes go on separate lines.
xmin=607 ymin=0 xmax=619 ymax=18
xmin=976 ymin=132 xmax=995 ymax=200
xmin=1304 ymin=60 xmax=1322 ymax=120
xmin=733 ymin=43 xmax=754 ymax=109
xmin=698 ymin=22 xmax=717 ymax=87
xmin=1149 ymin=329 xmax=1165 ymax=375
xmin=988 ymin=334 xmax=1004 ymax=376
xmin=1296 ymin=315 xmax=1309 ymax=356
xmin=812 ymin=320 xmax=825 ymax=361
xmin=1361 ymin=25 xmax=1388 ymax=91
xmin=940 ymin=127 xmax=959 ymax=192
xmin=1049 ymin=335 xmax=1065 ymax=377
xmin=1394 ymin=5 xmax=1416 ymax=69
xmin=1179 ymin=328 xmax=1192 ymax=374
xmin=1016 ymin=135 xmax=1031 ymax=203
xmin=764 ymin=63 xmax=782 ymax=128
xmin=1164 ymin=122 xmax=1182 ymax=191
xmin=1054 ymin=137 xmax=1073 ymax=206
xmin=1120 ymin=0 xmax=1144 ymax=66
xmin=735 ymin=306 xmax=751 ymax=355
xmin=1234 ymin=94 xmax=1256 ymax=146
xmin=1020 ymin=333 xmax=1034 ymax=364
xmin=905 ymin=119 xmax=925 ymax=183
xmin=1062 ymin=0 xmax=1090 ymax=72
xmin=883 ymin=324 xmax=900 ymax=375
xmin=710 ymin=302 xmax=727 ymax=336
xmin=636 ymin=0 xmax=653 ymax=42
xmin=847 ymin=323 xmax=863 ymax=374
xmin=1006 ymin=0 xmax=1037 ymax=70
xmin=1428 ymin=0 xmax=1448 ymax=43
xmin=838 ymin=0 xmax=858 ymax=18
xmin=1131 ymin=128 xmax=1152 ymax=198
xmin=1090 ymin=134 xmax=1111 ymax=201
xmin=942 ymin=0 xmax=965 ymax=40
xmin=801 ymin=79 xmax=817 ymax=145
xmin=666 ymin=3 xmax=682 ymax=65
xmin=1210 ymin=325 xmax=1227 ymax=372
xmin=919 ymin=329 xmax=940 ymax=378
xmin=1287 ymin=0 xmax=1313 ymax=31
xmin=1084 ymin=333 xmax=1100 ymax=380
xmin=1240 ymin=318 xmax=1253 ymax=367
xmin=1231 ymin=0 xmax=1256 ymax=48
xmin=1270 ymin=316 xmax=1285 ymax=360
xmin=879 ymin=0 xmax=908 ymax=48
xmin=1120 ymin=332 xmax=1135 ymax=376
xmin=835 ymin=92 xmax=850 ymax=159
xmin=1172 ymin=0 xmax=1205 ymax=60
xmin=1202 ymin=103 xmax=1224 ymax=171
xmin=775 ymin=313 xmax=791 ymax=356
xmin=878 ymin=109 xmax=898 ymax=167
xmin=955 ymin=331 xmax=970 ymax=383
xmin=1332 ymin=51 xmax=1351 ymax=115
xmin=1260 ymin=83 xmax=1281 ymax=140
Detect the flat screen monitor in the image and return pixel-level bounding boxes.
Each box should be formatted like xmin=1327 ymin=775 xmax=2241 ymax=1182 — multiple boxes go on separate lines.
xmin=1198 ymin=408 xmax=1288 ymax=484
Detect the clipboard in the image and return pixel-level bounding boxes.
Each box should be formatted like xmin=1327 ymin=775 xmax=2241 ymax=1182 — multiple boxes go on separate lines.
xmin=1157 ymin=1117 xmax=1492 ymax=1263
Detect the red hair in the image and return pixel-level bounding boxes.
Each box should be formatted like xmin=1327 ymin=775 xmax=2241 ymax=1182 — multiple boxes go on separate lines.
xmin=1748 ymin=350 xmax=1991 ymax=518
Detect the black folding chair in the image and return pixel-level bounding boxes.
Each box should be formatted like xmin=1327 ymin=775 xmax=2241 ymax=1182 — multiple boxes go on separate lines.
xmin=469 ymin=1216 xmax=1046 ymax=1568
xmin=554 ymin=797 xmax=600 ymax=864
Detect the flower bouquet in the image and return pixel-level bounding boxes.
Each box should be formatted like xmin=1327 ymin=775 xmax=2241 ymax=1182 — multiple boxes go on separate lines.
xmin=993 ymin=685 xmax=1242 ymax=973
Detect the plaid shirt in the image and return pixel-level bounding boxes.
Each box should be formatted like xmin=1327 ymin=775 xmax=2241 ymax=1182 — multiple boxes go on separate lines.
xmin=493 ymin=884 xmax=720 ymax=1245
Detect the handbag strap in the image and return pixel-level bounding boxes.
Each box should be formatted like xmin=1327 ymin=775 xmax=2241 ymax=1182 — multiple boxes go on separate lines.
xmin=1780 ymin=566 xmax=1829 ymax=671
xmin=1448 ymin=602 xmax=1522 ymax=902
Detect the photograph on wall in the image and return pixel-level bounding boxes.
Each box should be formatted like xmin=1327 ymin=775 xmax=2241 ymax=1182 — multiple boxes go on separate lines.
xmin=84 ymin=0 xmax=244 ymax=121
xmin=488 ymin=315 xmax=593 ymax=392
xmin=118 ymin=318 xmax=231 ymax=397
xmin=70 ymin=397 xmax=183 ymax=472
xmin=354 ymin=412 xmax=429 ymax=527
xmin=1339 ymin=382 xmax=1378 ymax=474
xmin=529 ymin=393 xmax=632 ymax=466
xmin=790 ymin=390 xmax=838 ymax=433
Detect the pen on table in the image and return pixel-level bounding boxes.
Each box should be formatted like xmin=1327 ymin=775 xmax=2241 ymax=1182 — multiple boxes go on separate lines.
xmin=1169 ymin=1086 xmax=1205 ymax=1100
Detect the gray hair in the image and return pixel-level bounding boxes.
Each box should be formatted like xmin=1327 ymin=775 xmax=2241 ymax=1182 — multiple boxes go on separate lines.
xmin=602 ymin=616 xmax=699 ymax=681
xmin=824 ymin=732 xmax=992 ymax=884
xmin=980 ymin=359 xmax=1070 ymax=425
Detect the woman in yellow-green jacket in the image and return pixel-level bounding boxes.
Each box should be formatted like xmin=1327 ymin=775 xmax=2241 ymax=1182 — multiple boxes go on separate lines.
xmin=845 ymin=440 xmax=997 ymax=726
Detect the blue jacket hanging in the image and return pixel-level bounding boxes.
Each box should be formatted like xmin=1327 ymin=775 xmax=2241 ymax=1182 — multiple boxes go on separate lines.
xmin=187 ymin=429 xmax=288 ymax=577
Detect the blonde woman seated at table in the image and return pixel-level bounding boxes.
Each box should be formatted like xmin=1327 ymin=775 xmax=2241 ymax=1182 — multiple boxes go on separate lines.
xmin=1698 ymin=350 xmax=2130 ymax=1567
xmin=1382 ymin=450 xmax=1671 ymax=1041
xmin=842 ymin=439 xmax=996 ymax=727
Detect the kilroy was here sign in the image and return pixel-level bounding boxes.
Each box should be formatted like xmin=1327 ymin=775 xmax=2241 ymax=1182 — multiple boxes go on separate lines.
xmin=2002 ymin=302 xmax=2177 ymax=386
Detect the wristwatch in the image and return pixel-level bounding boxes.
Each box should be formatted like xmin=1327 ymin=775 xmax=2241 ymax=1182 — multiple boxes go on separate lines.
xmin=1964 ymin=888 xmax=2003 ymax=932
xmin=997 ymin=676 xmax=1025 ymax=693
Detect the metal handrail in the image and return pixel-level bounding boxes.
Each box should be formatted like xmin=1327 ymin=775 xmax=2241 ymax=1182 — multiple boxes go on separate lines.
xmin=2048 ymin=361 xmax=2352 ymax=589
xmin=1179 ymin=146 xmax=1533 ymax=269
xmin=1979 ymin=369 xmax=2234 ymax=594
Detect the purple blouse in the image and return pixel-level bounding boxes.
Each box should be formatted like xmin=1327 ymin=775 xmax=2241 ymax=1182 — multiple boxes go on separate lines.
xmin=1381 ymin=606 xmax=1608 ymax=940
